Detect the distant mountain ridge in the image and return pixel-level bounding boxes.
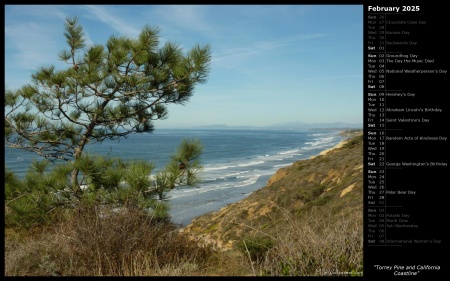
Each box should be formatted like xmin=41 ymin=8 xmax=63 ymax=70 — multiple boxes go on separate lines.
xmin=190 ymin=121 xmax=362 ymax=130
xmin=266 ymin=121 xmax=362 ymax=129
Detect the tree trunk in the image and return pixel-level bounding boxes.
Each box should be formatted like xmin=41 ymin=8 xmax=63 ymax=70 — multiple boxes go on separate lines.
xmin=70 ymin=100 xmax=109 ymax=188
xmin=70 ymin=126 xmax=94 ymax=188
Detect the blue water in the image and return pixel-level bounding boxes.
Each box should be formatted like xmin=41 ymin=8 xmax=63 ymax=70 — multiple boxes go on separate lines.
xmin=4 ymin=128 xmax=345 ymax=226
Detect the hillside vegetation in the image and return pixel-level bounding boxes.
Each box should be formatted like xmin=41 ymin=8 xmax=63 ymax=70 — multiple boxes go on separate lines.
xmin=181 ymin=129 xmax=364 ymax=275
xmin=5 ymin=130 xmax=363 ymax=276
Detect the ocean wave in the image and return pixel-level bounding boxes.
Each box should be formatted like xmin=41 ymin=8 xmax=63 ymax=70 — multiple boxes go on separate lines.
xmin=234 ymin=174 xmax=261 ymax=187
xmin=304 ymin=135 xmax=337 ymax=146
xmin=277 ymin=149 xmax=300 ymax=155
xmin=6 ymin=159 xmax=25 ymax=163
xmin=203 ymin=165 xmax=236 ymax=171
xmin=203 ymin=170 xmax=250 ymax=182
xmin=169 ymin=174 xmax=261 ymax=199
xmin=237 ymin=160 xmax=265 ymax=167
xmin=304 ymin=139 xmax=337 ymax=148
xmin=273 ymin=164 xmax=289 ymax=168
xmin=313 ymin=136 xmax=335 ymax=143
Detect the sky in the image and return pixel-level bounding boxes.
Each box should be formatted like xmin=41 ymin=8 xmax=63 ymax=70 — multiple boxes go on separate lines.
xmin=4 ymin=4 xmax=363 ymax=128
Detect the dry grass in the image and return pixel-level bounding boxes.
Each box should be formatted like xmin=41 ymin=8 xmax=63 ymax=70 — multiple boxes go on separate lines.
xmin=243 ymin=204 xmax=363 ymax=276
xmin=5 ymin=203 xmax=362 ymax=276
xmin=5 ymin=206 xmax=215 ymax=276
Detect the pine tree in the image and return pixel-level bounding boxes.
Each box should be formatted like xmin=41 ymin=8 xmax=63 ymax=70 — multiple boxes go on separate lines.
xmin=5 ymin=17 xmax=209 ymax=225
xmin=5 ymin=16 xmax=211 ymax=189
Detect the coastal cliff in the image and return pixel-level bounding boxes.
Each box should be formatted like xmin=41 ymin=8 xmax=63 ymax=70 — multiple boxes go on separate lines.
xmin=180 ymin=130 xmax=363 ymax=254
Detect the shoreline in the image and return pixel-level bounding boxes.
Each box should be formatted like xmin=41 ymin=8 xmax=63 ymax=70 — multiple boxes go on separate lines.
xmin=177 ymin=129 xmax=361 ymax=227
xmin=310 ymin=137 xmax=349 ymax=159
xmin=311 ymin=129 xmax=363 ymax=158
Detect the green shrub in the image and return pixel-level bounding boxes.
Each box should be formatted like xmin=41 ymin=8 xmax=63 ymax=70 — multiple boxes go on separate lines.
xmin=237 ymin=236 xmax=274 ymax=263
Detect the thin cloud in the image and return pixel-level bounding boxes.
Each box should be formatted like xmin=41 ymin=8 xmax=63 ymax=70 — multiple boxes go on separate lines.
xmin=152 ymin=5 xmax=212 ymax=34
xmin=5 ymin=22 xmax=62 ymax=69
xmin=83 ymin=5 xmax=140 ymax=37
xmin=213 ymin=33 xmax=326 ymax=68
xmin=5 ymin=5 xmax=67 ymax=21
xmin=5 ymin=5 xmax=71 ymax=70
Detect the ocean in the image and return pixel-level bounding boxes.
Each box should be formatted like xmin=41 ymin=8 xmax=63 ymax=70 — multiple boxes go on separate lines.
xmin=4 ymin=128 xmax=345 ymax=226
